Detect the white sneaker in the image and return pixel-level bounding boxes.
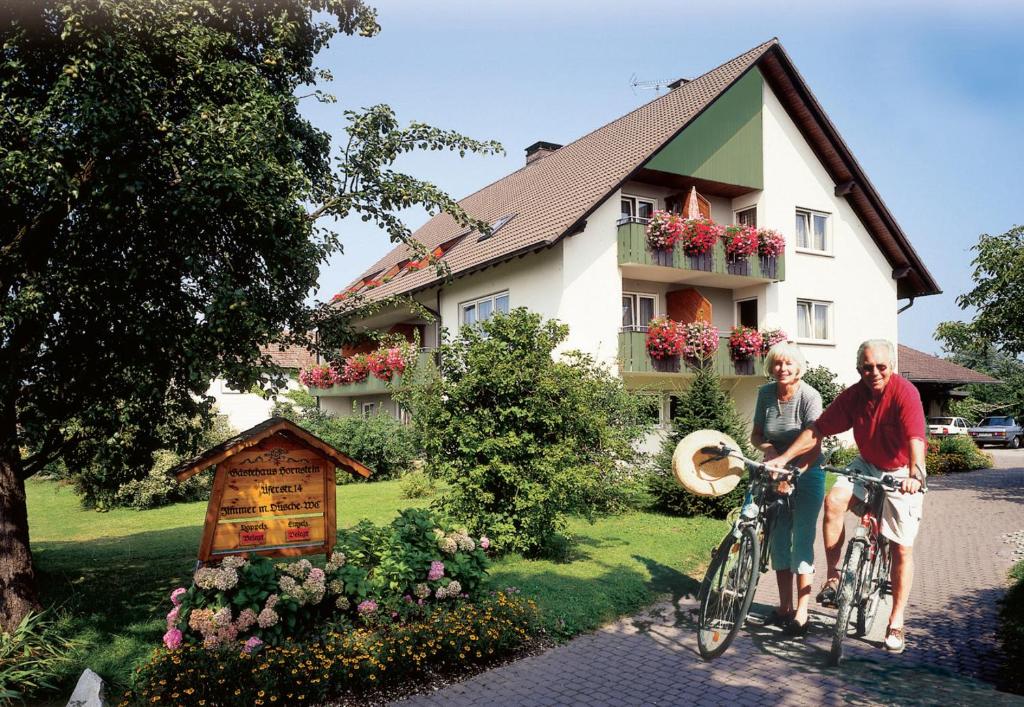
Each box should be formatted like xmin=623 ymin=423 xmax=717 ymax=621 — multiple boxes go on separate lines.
xmin=884 ymin=626 xmax=906 ymax=653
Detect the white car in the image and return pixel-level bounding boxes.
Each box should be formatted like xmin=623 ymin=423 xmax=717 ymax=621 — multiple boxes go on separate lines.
xmin=927 ymin=416 xmax=970 ymax=437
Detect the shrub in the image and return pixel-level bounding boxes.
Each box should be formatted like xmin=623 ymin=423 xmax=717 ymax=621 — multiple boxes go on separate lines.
xmin=649 ymin=366 xmax=754 ymax=518
xmin=402 ymin=309 xmax=650 ymax=556
xmin=827 ymin=444 xmax=860 ymax=469
xmin=926 ymin=436 xmax=992 ymax=474
xmin=400 ymin=468 xmax=437 ymax=499
xmin=801 ymin=364 xmax=846 ymax=454
xmin=130 ymin=591 xmax=540 ymax=706
xmin=80 ymin=414 xmax=237 ymax=510
xmin=998 ymin=561 xmax=1024 ymax=695
xmin=164 ymin=509 xmax=491 ymax=652
xmin=0 ymin=611 xmax=79 ymax=703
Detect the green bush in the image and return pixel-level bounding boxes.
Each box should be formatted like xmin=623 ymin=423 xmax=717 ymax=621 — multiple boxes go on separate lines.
xmin=80 ymin=414 xmax=237 ymax=509
xmin=926 ymin=436 xmax=992 ymax=474
xmin=130 ymin=591 xmax=540 ymax=706
xmin=0 ymin=611 xmax=80 ymax=702
xmin=649 ymin=366 xmax=754 ymax=518
xmin=402 ymin=309 xmax=650 ymax=556
xmin=999 ymin=561 xmax=1024 ymax=695
xmin=827 ymin=444 xmax=860 ymax=468
xmin=400 ymin=468 xmax=437 ymax=499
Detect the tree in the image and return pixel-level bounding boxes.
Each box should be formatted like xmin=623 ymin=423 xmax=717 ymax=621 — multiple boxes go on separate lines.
xmin=956 ymin=225 xmax=1024 ymax=355
xmin=0 ymin=0 xmax=500 ymax=632
xmin=650 ymin=366 xmax=754 ymax=518
xmin=402 ymin=309 xmax=649 ymax=557
xmin=934 ymin=321 xmax=1024 ymax=420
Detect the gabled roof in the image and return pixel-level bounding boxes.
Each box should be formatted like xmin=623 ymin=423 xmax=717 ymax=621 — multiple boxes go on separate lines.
xmin=260 ymin=344 xmax=316 ymax=370
xmin=344 ymin=39 xmax=939 ymax=303
xmin=897 ymin=344 xmax=1000 ymax=386
xmin=169 ymin=417 xmax=371 ymax=481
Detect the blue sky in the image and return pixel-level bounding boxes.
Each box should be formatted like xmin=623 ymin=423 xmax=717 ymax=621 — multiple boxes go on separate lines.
xmin=302 ymin=0 xmax=1024 ymax=356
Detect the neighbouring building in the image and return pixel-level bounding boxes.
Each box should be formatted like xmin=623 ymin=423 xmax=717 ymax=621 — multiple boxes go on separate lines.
xmin=207 ymin=344 xmax=315 ymax=431
xmin=897 ymin=344 xmax=1000 ymax=417
xmin=307 ymin=39 xmax=940 ymax=435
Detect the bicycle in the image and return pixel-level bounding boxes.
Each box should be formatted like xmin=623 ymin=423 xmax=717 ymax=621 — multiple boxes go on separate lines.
xmin=820 ymin=464 xmax=926 ymax=667
xmin=696 ymin=443 xmax=798 ymax=660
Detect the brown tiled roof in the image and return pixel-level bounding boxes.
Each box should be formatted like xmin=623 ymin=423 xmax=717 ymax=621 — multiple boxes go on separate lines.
xmin=260 ymin=344 xmax=316 ymax=370
xmin=898 ymin=344 xmax=1000 ymax=385
xmin=345 ymin=39 xmax=939 ymax=303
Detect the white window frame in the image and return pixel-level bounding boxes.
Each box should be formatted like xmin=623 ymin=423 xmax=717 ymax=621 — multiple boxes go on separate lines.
xmin=620 ymin=195 xmax=656 ymax=224
xmin=796 ymin=299 xmax=834 ymax=345
xmin=621 ymin=291 xmax=658 ymax=331
xmin=460 ymin=290 xmax=510 ymax=330
xmin=361 ymin=402 xmax=376 ymax=418
xmin=734 ymin=206 xmax=757 ymax=227
xmin=795 ymin=207 xmax=833 ymax=256
xmin=734 ymin=297 xmax=759 ymax=329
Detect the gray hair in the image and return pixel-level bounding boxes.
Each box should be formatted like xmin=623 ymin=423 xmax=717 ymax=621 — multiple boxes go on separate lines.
xmin=856 ymin=339 xmax=895 ymax=366
xmin=763 ymin=341 xmax=806 ymax=380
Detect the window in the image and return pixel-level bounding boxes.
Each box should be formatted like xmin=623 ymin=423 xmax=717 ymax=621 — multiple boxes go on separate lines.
xmin=796 ymin=299 xmax=832 ymax=342
xmin=622 ymin=292 xmax=657 ymax=330
xmin=736 ymin=298 xmax=758 ymax=328
xmin=736 ymin=207 xmax=757 ymax=228
xmin=461 ymin=291 xmax=510 ymax=327
xmin=620 ymin=195 xmax=655 ymax=224
xmin=361 ymin=402 xmax=376 ymax=418
xmin=795 ymin=209 xmax=830 ymax=252
xmin=477 ymin=214 xmax=516 ymax=242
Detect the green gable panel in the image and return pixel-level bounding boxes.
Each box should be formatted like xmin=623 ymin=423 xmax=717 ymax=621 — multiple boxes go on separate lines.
xmin=644 ymin=68 xmax=763 ymax=189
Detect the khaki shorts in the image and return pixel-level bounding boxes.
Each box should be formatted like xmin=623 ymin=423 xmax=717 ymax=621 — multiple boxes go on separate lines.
xmin=832 ymin=456 xmax=924 ymax=547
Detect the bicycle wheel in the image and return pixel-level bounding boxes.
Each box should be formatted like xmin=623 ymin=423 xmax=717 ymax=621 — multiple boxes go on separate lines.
xmin=828 ymin=539 xmax=865 ymax=667
xmin=856 ymin=540 xmax=890 ymax=637
xmin=697 ymin=525 xmax=760 ymax=661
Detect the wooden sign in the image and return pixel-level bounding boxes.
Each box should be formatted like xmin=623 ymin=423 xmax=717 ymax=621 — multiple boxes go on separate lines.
xmin=169 ymin=417 xmax=371 ymax=563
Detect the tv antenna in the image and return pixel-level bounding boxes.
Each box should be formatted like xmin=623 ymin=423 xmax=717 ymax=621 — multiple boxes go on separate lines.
xmin=630 ymin=73 xmax=681 ymax=94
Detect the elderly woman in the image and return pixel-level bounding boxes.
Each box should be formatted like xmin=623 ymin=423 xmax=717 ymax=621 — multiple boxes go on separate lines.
xmin=750 ymin=341 xmax=825 ymax=636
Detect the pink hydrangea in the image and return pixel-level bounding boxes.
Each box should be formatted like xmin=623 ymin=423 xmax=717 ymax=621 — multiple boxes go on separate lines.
xmin=357 ymin=599 xmax=378 ymax=615
xmin=166 ymin=606 xmax=180 ymax=630
xmin=480 ymin=536 xmax=490 ymax=550
xmin=170 ymin=587 xmax=187 ymax=606
xmin=242 ymin=636 xmax=263 ymax=654
xmin=163 ymin=627 xmax=183 ymax=651
xmin=428 ymin=560 xmax=445 ymax=581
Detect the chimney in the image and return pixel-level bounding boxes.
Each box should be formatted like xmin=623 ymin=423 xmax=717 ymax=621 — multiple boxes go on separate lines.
xmin=525 ymin=141 xmax=562 ymax=165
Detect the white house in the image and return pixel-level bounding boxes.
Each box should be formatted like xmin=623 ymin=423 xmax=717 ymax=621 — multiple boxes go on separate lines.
xmin=310 ymin=39 xmax=940 ymax=429
xmin=206 ymin=345 xmax=315 ymax=431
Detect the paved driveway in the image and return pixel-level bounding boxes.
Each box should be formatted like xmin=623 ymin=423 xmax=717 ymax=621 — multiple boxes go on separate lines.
xmin=396 ymin=451 xmax=1024 ymax=706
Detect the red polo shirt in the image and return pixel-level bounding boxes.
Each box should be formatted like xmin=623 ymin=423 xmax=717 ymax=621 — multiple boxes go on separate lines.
xmin=815 ymin=373 xmax=926 ymax=470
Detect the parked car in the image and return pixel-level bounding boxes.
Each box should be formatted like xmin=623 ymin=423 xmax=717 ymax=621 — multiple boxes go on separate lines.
xmin=927 ymin=417 xmax=971 ymax=437
xmin=968 ymin=416 xmax=1024 ymax=449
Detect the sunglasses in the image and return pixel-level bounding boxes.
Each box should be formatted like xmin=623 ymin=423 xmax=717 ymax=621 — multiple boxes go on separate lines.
xmin=859 ymin=363 xmax=889 ymax=373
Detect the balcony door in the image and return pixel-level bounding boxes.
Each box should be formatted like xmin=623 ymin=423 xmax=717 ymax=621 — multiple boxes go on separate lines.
xmin=736 ymin=298 xmax=758 ymax=328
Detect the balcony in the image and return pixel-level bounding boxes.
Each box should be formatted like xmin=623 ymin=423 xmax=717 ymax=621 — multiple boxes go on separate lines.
xmin=618 ymin=330 xmax=765 ymax=383
xmin=617 ymin=219 xmax=785 ymax=287
xmin=311 ymin=349 xmax=437 ymax=398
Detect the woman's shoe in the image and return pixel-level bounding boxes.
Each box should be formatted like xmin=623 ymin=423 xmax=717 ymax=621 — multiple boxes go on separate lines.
xmin=816 ymin=577 xmax=840 ymax=607
xmin=783 ymin=617 xmax=809 ymax=637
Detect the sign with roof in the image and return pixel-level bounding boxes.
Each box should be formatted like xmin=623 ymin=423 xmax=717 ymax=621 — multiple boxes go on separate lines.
xmin=170 ymin=417 xmax=371 ymax=563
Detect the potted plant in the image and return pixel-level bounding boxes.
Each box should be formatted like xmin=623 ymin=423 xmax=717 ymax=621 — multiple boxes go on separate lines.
xmin=646 ymin=317 xmax=683 ymax=372
xmin=757 ymin=228 xmax=785 ymax=278
xmin=760 ymin=328 xmax=788 ymax=355
xmin=680 ymin=218 xmax=723 ymax=271
xmin=723 ymin=225 xmax=758 ymax=276
xmin=728 ymin=326 xmax=763 ymax=375
xmin=645 ymin=210 xmax=683 ymax=266
xmin=679 ymin=320 xmax=720 ymax=368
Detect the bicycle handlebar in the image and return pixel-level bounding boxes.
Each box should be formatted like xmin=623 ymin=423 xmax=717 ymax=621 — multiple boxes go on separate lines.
xmin=821 ymin=465 xmax=927 ymax=494
xmin=701 ymin=444 xmax=800 ymax=478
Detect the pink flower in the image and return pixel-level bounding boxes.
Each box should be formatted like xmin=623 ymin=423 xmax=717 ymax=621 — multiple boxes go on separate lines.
xmin=357 ymin=599 xmax=378 ymax=615
xmin=163 ymin=627 xmax=183 ymax=651
xmin=242 ymin=636 xmax=263 ymax=654
xmin=428 ymin=560 xmax=445 ymax=581
xmin=170 ymin=587 xmax=187 ymax=606
xmin=757 ymin=228 xmax=786 ymax=258
xmin=166 ymin=606 xmax=180 ymax=630
xmin=723 ymin=225 xmax=759 ymax=259
xmin=728 ymin=326 xmax=764 ymax=361
xmin=480 ymin=536 xmax=490 ymax=550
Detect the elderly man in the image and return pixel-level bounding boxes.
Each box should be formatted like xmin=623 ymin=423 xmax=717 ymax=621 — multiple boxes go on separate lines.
xmin=771 ymin=339 xmax=926 ymax=654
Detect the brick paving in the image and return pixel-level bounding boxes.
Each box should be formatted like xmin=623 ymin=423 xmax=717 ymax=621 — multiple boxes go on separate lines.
xmin=395 ymin=450 xmax=1024 ymax=706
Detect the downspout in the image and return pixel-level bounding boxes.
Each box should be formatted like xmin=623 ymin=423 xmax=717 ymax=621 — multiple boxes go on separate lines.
xmin=897 ymin=297 xmax=915 ymax=314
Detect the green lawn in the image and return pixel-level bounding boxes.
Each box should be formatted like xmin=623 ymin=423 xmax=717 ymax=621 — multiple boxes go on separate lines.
xmin=26 ymin=477 xmax=724 ymax=696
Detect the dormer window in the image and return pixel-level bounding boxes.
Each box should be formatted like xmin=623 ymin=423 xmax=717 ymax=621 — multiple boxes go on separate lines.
xmin=477 ymin=214 xmax=516 ymax=242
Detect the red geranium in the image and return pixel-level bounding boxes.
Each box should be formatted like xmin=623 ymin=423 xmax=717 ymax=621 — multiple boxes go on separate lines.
xmin=723 ymin=225 xmax=759 ymax=260
xmin=757 ymin=229 xmax=786 ymax=258
xmin=728 ymin=326 xmax=764 ymax=361
xmin=646 ymin=317 xmax=684 ymax=359
xmin=680 ymin=218 xmax=724 ymax=256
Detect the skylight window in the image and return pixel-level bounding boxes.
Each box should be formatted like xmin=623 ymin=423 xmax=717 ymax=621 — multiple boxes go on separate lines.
xmin=477 ymin=214 xmax=515 ymax=242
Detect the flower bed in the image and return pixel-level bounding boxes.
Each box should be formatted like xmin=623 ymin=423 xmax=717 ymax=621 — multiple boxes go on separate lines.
xmin=299 ymin=343 xmax=414 ymax=389
xmin=123 ymin=509 xmax=540 ymax=704
xmin=130 ymin=591 xmax=540 ymax=706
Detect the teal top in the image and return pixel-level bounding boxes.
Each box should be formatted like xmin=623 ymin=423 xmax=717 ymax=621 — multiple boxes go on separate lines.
xmin=753 ymin=381 xmax=823 ymax=456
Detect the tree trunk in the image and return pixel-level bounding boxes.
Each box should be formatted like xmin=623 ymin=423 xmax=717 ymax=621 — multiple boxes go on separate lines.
xmin=0 ymin=449 xmax=40 ymax=633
